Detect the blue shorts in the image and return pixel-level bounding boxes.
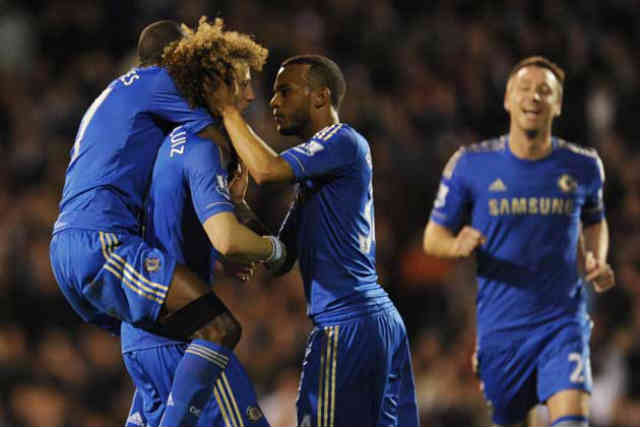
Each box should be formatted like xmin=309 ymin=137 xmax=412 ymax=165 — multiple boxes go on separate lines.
xmin=123 ymin=344 xmax=268 ymax=427
xmin=296 ymin=306 xmax=419 ymax=426
xmin=50 ymin=229 xmax=176 ymax=333
xmin=478 ymin=318 xmax=592 ymax=425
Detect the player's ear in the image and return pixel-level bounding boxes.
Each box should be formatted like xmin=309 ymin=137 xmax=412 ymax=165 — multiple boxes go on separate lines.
xmin=553 ymin=92 xmax=563 ymax=117
xmin=503 ymin=92 xmax=510 ymax=113
xmin=503 ymin=79 xmax=512 ymax=113
xmin=312 ymin=87 xmax=330 ymax=109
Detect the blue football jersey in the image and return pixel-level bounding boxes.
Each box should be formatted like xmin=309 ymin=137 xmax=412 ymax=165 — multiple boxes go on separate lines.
xmin=279 ymin=124 xmax=387 ymax=318
xmin=53 ymin=66 xmax=213 ymax=235
xmin=430 ymin=136 xmax=605 ymax=344
xmin=121 ymin=126 xmax=235 ymax=352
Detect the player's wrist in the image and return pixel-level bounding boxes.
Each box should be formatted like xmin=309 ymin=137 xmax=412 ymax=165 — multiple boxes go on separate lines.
xmin=220 ymin=104 xmax=240 ymax=117
xmin=263 ymin=235 xmax=287 ymax=272
xmin=263 ymin=235 xmax=283 ymax=263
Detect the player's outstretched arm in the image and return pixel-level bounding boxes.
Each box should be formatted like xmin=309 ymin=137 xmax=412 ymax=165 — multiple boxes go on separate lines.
xmin=206 ymin=76 xmax=294 ymax=184
xmin=582 ymin=218 xmax=615 ymax=292
xmin=423 ymin=220 xmax=486 ymax=258
xmin=204 ymin=211 xmax=286 ymax=271
xmin=223 ymin=107 xmax=294 ymax=184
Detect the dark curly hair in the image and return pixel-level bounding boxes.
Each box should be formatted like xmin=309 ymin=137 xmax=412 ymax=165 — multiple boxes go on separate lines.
xmin=162 ymin=16 xmax=268 ymax=108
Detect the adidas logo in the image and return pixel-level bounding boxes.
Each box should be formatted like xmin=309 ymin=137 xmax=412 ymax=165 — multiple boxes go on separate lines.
xmin=489 ymin=178 xmax=507 ymax=192
xmin=167 ymin=393 xmax=175 ymax=407
xmin=126 ymin=412 xmax=144 ymax=426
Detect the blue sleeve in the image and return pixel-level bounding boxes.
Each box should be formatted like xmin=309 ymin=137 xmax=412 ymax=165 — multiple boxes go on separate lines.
xmin=184 ymin=141 xmax=235 ymax=224
xmin=150 ymin=69 xmax=214 ymax=134
xmin=429 ymin=148 xmax=471 ymax=231
xmin=581 ymin=153 xmax=606 ymax=225
xmin=280 ymin=125 xmax=357 ymax=181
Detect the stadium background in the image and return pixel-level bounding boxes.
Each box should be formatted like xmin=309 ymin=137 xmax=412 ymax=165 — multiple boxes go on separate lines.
xmin=0 ymin=0 xmax=638 ymax=425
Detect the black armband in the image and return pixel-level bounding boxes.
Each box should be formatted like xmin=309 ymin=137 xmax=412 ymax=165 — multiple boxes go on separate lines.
xmin=154 ymin=292 xmax=229 ymax=340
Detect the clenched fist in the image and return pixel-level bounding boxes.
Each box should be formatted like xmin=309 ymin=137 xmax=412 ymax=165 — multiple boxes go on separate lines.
xmin=452 ymin=226 xmax=486 ymax=257
xmin=584 ymin=251 xmax=615 ymax=293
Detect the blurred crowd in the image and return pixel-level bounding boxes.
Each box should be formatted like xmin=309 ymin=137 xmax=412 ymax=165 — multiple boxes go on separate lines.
xmin=1 ymin=0 xmax=639 ymax=425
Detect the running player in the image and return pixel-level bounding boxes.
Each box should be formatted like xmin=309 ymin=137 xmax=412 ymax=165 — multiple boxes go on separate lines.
xmin=423 ymin=56 xmax=615 ymax=426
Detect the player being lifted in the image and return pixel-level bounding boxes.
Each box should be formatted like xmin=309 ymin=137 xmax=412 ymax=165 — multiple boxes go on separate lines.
xmin=121 ymin=18 xmax=277 ymax=427
xmin=209 ymin=55 xmax=419 ymax=426
xmin=49 ymin=18 xmax=284 ymax=426
xmin=423 ymin=56 xmax=615 ymax=426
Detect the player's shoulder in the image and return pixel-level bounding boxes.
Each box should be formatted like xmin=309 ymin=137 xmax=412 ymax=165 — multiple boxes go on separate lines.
xmin=313 ymin=123 xmax=365 ymax=147
xmin=554 ymin=137 xmax=601 ymax=161
xmin=555 ymin=137 xmax=604 ymax=180
xmin=122 ymin=66 xmax=175 ymax=91
xmin=442 ymin=136 xmax=505 ymax=178
xmin=131 ymin=65 xmax=167 ymax=79
xmin=110 ymin=66 xmax=160 ymax=87
xmin=313 ymin=123 xmax=346 ymax=141
xmin=466 ymin=136 xmax=507 ymax=155
xmin=305 ymin=123 xmax=369 ymax=160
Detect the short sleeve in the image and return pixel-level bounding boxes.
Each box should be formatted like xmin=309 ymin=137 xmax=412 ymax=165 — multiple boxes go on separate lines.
xmin=280 ymin=124 xmax=358 ymax=182
xmin=581 ymin=153 xmax=605 ymax=225
xmin=149 ymin=68 xmax=215 ymax=134
xmin=429 ymin=148 xmax=471 ymax=231
xmin=184 ymin=140 xmax=235 ymax=224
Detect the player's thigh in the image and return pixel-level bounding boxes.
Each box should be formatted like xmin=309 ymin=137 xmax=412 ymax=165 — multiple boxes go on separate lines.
xmin=377 ymin=310 xmax=419 ymax=427
xmin=85 ymin=231 xmax=176 ymax=328
xmin=389 ymin=313 xmax=419 ymax=427
xmin=164 ymin=263 xmax=215 ymax=313
xmin=123 ymin=344 xmax=187 ymax=426
xmin=297 ymin=316 xmax=392 ymax=427
xmin=477 ymin=344 xmax=538 ymax=426
xmin=538 ymin=322 xmax=592 ymax=420
xmin=50 ymin=230 xmax=122 ymax=327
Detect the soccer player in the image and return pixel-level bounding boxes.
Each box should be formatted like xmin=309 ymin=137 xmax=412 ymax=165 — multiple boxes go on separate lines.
xmin=123 ymin=33 xmax=272 ymax=425
xmin=423 ymin=56 xmax=615 ymax=426
xmin=209 ymin=55 xmax=419 ymax=426
xmin=49 ymin=18 xmax=282 ymax=426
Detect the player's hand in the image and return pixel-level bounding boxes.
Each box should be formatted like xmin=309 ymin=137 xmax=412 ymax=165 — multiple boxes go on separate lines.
xmin=223 ymin=260 xmax=255 ymax=282
xmin=203 ymin=68 xmax=241 ymax=116
xmin=584 ymin=251 xmax=615 ymax=293
xmin=229 ymin=162 xmax=249 ymax=204
xmin=451 ymin=226 xmax=486 ymax=257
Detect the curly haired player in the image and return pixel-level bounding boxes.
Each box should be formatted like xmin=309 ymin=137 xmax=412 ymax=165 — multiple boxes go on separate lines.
xmin=50 ymin=18 xmax=280 ymax=426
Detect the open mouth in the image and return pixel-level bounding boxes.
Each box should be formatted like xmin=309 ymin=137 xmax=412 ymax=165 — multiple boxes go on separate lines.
xmin=522 ymin=109 xmax=541 ymax=119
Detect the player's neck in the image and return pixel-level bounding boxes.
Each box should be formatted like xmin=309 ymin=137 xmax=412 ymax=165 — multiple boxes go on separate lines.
xmin=509 ymin=126 xmax=553 ymax=160
xmin=304 ymin=108 xmax=340 ymax=140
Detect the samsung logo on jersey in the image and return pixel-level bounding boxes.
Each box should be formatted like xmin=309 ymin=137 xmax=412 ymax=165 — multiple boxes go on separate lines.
xmin=489 ymin=197 xmax=574 ymax=216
